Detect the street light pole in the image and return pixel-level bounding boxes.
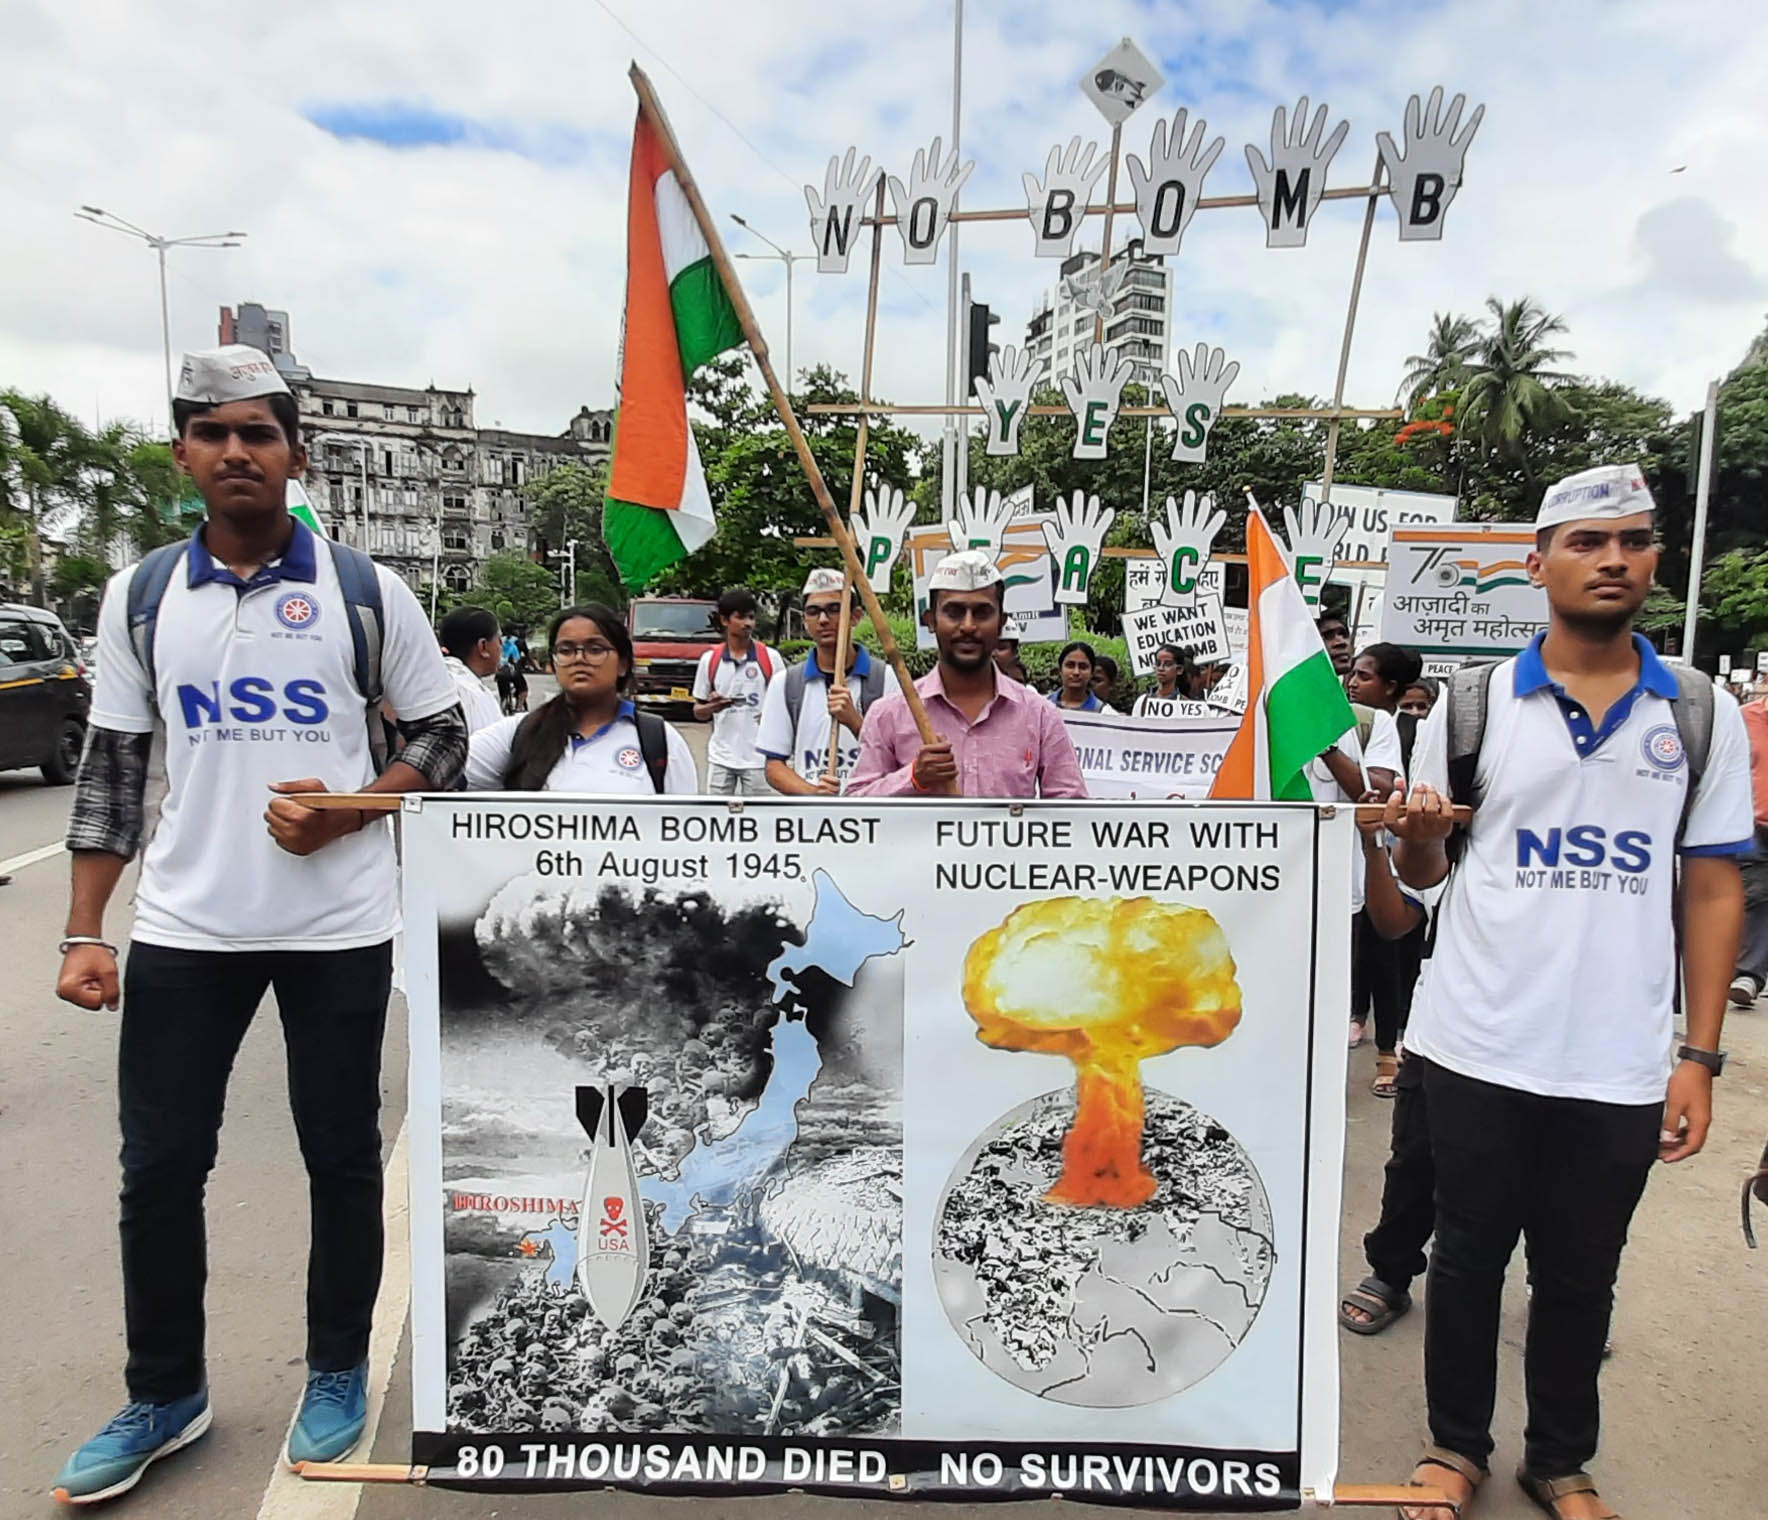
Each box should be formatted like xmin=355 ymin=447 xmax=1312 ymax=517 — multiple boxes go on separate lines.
xmin=74 ymin=207 xmax=247 ymax=432
xmin=730 ymin=216 xmax=805 ymax=391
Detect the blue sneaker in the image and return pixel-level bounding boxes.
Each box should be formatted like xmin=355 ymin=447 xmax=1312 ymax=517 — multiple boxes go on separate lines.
xmin=285 ymin=1363 xmax=368 ymax=1468
xmin=52 ymin=1390 xmax=211 ymax=1505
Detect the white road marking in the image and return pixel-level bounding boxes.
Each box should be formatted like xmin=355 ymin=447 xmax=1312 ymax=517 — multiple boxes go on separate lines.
xmin=0 ymin=840 xmax=64 ymax=875
xmin=254 ymin=1119 xmax=412 ymax=1520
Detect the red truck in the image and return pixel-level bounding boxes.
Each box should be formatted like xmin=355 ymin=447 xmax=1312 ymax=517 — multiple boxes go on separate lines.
xmin=626 ymin=596 xmax=719 ymax=710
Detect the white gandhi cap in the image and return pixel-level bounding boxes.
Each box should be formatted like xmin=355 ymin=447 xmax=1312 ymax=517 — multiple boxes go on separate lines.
xmin=928 ymin=549 xmax=1004 ymax=592
xmin=175 ymin=345 xmax=292 ymax=405
xmin=801 ymin=567 xmax=848 ymax=597
xmin=1535 ymin=463 xmax=1655 ymax=531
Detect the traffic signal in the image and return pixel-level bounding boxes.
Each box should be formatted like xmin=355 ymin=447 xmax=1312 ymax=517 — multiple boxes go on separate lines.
xmin=966 ymin=300 xmax=999 ymax=390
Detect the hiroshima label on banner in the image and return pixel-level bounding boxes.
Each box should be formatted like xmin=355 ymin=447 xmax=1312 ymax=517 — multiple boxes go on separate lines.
xmin=402 ymin=797 xmax=1351 ymax=1507
xmin=1380 ymin=524 xmax=1547 ymax=656
xmin=1058 ymin=709 xmax=1238 ymax=799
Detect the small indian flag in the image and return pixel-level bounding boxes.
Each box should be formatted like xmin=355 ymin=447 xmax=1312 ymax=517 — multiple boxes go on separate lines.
xmin=603 ymin=108 xmax=746 ymax=588
xmin=1210 ymin=502 xmax=1356 ymax=801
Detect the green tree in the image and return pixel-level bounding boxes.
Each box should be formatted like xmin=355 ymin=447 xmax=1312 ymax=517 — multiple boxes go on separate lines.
xmin=0 ymin=389 xmax=109 ymax=604
xmin=525 ymin=460 xmax=624 ymax=608
xmin=1397 ymin=312 xmax=1479 ymax=411
xmin=645 ymin=357 xmax=923 ymax=602
xmin=1457 ymin=297 xmax=1574 ymax=483
xmin=467 ymin=550 xmax=563 ymax=633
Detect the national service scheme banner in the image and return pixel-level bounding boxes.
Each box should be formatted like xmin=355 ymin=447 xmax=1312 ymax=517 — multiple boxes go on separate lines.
xmin=1060 ymin=709 xmax=1239 ymax=799
xmin=402 ymin=797 xmax=1351 ymax=1508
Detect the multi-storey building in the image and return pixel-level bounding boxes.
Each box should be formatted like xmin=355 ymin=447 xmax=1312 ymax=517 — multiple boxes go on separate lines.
xmin=218 ymin=304 xmax=612 ymax=593
xmin=1024 ymin=237 xmax=1174 ymax=389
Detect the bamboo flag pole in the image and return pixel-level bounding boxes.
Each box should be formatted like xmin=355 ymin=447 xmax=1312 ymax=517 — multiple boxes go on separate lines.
xmin=628 ymin=62 xmax=940 ymax=751
xmin=826 ymin=176 xmax=887 ymax=781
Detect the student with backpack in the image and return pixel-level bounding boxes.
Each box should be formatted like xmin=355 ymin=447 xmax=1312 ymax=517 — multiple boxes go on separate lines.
xmin=757 ymin=568 xmax=895 ymax=795
xmin=52 ymin=347 xmax=468 ymax=1504
xmin=691 ymin=588 xmax=778 ymax=797
xmin=465 ymin=605 xmax=697 ymax=795
xmin=1385 ymin=465 xmax=1751 ymax=1520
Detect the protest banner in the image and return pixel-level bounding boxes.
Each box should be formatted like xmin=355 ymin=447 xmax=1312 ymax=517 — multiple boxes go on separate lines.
xmin=1122 ymin=597 xmax=1232 ymax=671
xmin=1059 ymin=709 xmax=1238 ymax=797
xmin=1380 ymin=523 xmax=1546 ymax=656
xmin=1301 ymin=483 xmax=1456 ymax=582
xmin=398 ymin=796 xmax=1351 ymax=1507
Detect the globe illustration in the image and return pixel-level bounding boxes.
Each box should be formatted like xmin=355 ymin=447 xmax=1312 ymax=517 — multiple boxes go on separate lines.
xmin=933 ymin=1088 xmax=1274 ymax=1407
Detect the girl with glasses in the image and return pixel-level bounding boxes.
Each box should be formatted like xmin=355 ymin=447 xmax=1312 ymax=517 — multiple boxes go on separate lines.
xmin=464 ymin=605 xmax=698 ymax=794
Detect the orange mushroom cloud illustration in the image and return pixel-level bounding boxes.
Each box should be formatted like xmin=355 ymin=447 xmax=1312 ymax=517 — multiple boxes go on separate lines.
xmin=962 ymin=897 xmax=1242 ymax=1208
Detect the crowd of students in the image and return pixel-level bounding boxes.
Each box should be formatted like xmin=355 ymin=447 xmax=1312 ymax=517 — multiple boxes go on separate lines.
xmin=45 ymin=346 xmax=1758 ymax=1520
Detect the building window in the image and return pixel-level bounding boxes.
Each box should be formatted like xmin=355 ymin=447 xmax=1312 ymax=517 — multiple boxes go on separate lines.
xmin=490 ymin=531 xmax=506 ymax=551
xmin=408 ymin=407 xmax=421 ymax=423
xmin=321 ymin=398 xmax=335 ymax=416
xmin=443 ymin=527 xmax=471 ymax=552
xmin=443 ymin=493 xmax=468 ymax=514
xmin=346 ymin=400 xmax=359 ymax=419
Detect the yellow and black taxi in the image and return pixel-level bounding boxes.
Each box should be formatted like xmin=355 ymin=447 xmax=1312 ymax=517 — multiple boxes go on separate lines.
xmin=0 ymin=603 xmax=89 ymax=783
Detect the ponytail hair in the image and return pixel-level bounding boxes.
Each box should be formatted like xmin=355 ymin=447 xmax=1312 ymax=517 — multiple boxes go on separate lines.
xmin=1358 ymin=641 xmax=1424 ymax=692
xmin=502 ymin=605 xmax=633 ymax=790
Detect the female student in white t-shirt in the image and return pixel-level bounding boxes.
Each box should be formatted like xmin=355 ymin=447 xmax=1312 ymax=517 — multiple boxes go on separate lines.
xmin=465 ymin=605 xmax=698 ymax=793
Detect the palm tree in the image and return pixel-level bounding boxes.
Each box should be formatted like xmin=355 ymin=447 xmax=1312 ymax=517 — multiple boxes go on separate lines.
xmin=1457 ymin=297 xmax=1575 ymax=482
xmin=1397 ymin=312 xmax=1480 ymax=409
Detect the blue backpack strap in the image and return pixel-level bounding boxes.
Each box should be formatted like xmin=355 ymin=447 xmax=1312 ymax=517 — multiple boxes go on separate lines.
xmin=124 ymin=540 xmax=189 ymax=694
xmin=323 ymin=539 xmax=385 ymax=706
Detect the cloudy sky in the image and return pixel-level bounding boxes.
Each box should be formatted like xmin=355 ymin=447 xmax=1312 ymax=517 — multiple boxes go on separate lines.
xmin=2 ymin=0 xmax=1764 ymax=445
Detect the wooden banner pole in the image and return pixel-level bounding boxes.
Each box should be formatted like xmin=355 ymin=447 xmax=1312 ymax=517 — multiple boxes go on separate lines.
xmin=627 ymin=62 xmax=939 ymax=751
xmin=826 ymin=177 xmax=887 ymax=781
xmin=806 ymin=403 xmax=1403 ymax=420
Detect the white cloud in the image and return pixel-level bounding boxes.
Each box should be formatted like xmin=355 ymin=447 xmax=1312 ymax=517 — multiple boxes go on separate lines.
xmin=2 ymin=0 xmax=1765 ymax=453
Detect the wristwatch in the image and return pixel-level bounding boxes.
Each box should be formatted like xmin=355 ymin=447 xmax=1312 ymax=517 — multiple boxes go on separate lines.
xmin=1677 ymin=1045 xmax=1726 ymax=1076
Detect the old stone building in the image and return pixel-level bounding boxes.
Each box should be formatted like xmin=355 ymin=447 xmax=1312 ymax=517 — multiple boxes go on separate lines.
xmin=220 ymin=304 xmax=611 ymax=592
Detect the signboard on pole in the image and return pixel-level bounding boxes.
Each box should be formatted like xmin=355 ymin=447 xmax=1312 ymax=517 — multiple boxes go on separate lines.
xmin=1301 ymin=483 xmax=1457 ymax=581
xmin=1718 ymin=654 xmax=1732 ymax=676
xmin=1126 ymin=558 xmax=1225 ymax=614
xmin=1380 ymin=524 xmax=1546 ymax=657
xmin=402 ymin=796 xmax=1350 ymax=1506
xmin=1122 ymin=598 xmax=1232 ymax=671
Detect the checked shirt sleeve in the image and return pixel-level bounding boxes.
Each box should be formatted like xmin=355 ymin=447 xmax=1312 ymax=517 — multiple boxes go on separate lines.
xmin=393 ymin=703 xmax=469 ymax=790
xmin=65 ymin=726 xmax=153 ymax=858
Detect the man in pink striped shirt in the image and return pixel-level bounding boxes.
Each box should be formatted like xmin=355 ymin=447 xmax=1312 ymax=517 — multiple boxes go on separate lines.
xmin=848 ymin=551 xmax=1087 ymax=799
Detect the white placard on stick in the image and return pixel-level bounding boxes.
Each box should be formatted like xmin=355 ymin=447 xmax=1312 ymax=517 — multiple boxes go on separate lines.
xmin=1122 ymin=596 xmax=1231 ymax=672
xmin=1381 ymin=524 xmax=1546 ymax=656
xmin=1080 ymin=38 xmax=1164 ymax=127
xmin=1301 ymin=482 xmax=1458 ymax=581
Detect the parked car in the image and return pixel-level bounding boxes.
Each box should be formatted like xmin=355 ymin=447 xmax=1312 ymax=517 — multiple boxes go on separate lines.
xmin=626 ymin=596 xmax=719 ymax=712
xmin=0 ymin=604 xmax=90 ymax=784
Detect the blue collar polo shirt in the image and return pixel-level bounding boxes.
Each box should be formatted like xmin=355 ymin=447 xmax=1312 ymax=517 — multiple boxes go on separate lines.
xmin=1405 ymin=633 xmax=1754 ymax=1103
xmin=87 ymin=521 xmax=460 ymax=952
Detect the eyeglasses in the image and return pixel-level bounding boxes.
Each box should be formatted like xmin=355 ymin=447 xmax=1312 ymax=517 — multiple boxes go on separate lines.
xmin=553 ymin=640 xmax=619 ymax=662
xmin=804 ymin=605 xmax=847 ymax=621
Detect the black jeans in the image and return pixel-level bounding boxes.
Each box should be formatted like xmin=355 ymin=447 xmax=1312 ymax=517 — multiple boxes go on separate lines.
xmin=1351 ymin=911 xmax=1425 ymax=1053
xmin=1363 ymin=1051 xmax=1434 ymax=1294
xmin=1420 ymin=1057 xmax=1661 ymax=1478
xmin=119 ymin=941 xmax=393 ymax=1402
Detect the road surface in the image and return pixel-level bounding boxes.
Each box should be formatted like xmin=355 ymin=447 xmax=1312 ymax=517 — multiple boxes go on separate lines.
xmin=1 ymin=726 xmax=1764 ymax=1519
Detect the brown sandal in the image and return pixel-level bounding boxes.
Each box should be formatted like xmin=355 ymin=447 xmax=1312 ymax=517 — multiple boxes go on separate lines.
xmin=1516 ymin=1465 xmax=1619 ymax=1517
xmin=1397 ymin=1445 xmax=1483 ymax=1517
xmin=1372 ymin=1051 xmax=1400 ymax=1098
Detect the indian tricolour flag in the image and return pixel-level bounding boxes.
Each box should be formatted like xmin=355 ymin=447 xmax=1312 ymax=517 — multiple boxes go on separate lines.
xmin=286 ymin=480 xmax=326 ymax=536
xmin=1210 ymin=502 xmax=1356 ymax=800
xmin=603 ymin=109 xmax=746 ymax=588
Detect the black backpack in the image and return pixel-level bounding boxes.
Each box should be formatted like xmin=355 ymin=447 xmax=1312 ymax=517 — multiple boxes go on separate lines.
xmin=782 ymin=655 xmax=887 ymax=731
